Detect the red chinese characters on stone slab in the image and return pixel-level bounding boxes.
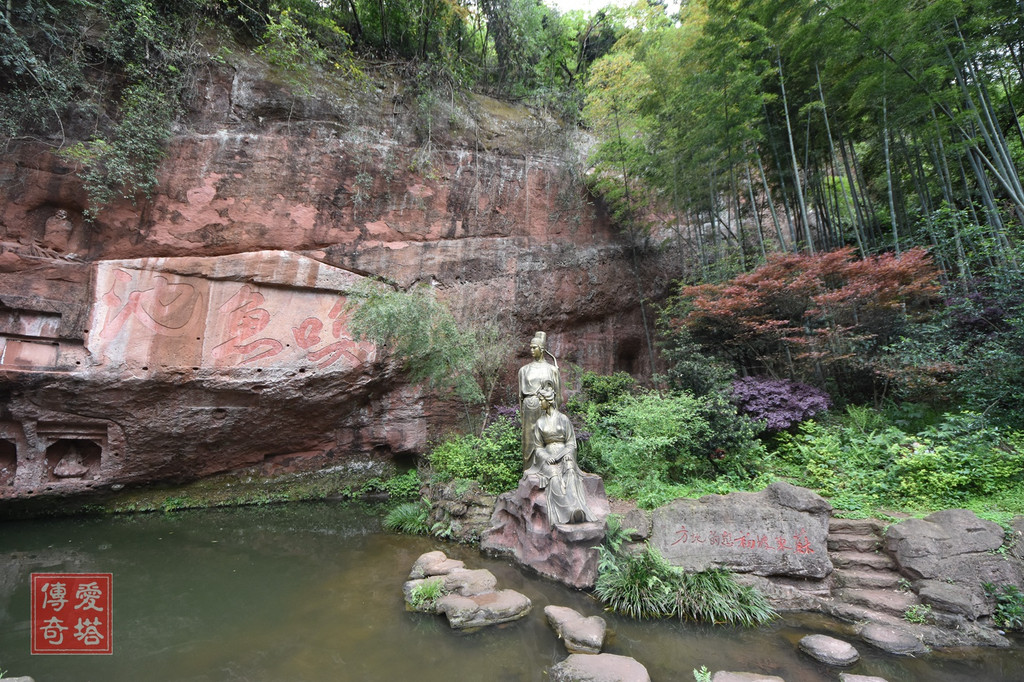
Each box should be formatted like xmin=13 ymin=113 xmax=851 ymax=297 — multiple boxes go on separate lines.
xmin=671 ymin=526 xmax=818 ymax=555
xmin=31 ymin=573 xmax=112 ymax=655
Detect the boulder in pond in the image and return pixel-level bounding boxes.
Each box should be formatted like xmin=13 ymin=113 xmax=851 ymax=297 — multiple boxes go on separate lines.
xmin=548 ymin=653 xmax=650 ymax=682
xmin=544 ymin=605 xmax=607 ymax=654
xmin=798 ymin=634 xmax=859 ymax=665
xmin=436 ymin=589 xmax=532 ymax=630
xmin=839 ymin=675 xmax=890 ymax=682
xmin=403 ymin=551 xmax=531 ymax=630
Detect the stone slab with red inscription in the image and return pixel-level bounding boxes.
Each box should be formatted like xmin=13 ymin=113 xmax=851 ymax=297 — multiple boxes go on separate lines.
xmin=650 ymin=482 xmax=833 ymax=579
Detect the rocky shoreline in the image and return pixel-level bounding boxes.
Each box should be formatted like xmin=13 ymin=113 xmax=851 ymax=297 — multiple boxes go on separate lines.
xmin=425 ymin=480 xmax=1024 ymax=654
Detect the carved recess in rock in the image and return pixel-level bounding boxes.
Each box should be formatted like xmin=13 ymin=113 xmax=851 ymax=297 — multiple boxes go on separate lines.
xmin=650 ymin=482 xmax=834 ymax=579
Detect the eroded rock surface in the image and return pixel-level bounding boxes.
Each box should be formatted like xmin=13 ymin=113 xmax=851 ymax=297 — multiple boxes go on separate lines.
xmin=481 ymin=473 xmax=610 ymax=589
xmin=0 ymin=56 xmax=684 ymax=507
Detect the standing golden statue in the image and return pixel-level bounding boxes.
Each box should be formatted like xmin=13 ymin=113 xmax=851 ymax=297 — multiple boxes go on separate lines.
xmin=518 ymin=331 xmax=561 ymax=466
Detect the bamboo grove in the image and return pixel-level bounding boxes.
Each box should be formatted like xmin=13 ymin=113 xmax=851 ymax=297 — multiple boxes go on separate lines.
xmin=583 ymin=0 xmax=1024 ymax=289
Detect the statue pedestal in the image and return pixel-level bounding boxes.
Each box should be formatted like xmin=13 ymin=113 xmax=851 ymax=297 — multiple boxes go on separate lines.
xmin=481 ymin=473 xmax=609 ymax=589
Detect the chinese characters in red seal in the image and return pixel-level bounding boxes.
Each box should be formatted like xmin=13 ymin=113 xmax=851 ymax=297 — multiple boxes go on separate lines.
xmin=31 ymin=573 xmax=112 ymax=654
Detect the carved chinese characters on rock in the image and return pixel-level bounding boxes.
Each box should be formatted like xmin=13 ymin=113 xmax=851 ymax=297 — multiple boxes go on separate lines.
xmin=31 ymin=573 xmax=113 ymax=654
xmin=99 ymin=269 xmax=202 ymax=341
xmin=211 ymin=285 xmax=284 ymax=364
xmin=671 ymin=526 xmax=817 ymax=555
xmin=292 ymin=299 xmax=370 ymax=370
xmin=89 ymin=262 xmax=374 ymax=372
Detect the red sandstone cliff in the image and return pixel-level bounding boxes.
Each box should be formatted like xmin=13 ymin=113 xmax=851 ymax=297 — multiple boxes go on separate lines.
xmin=0 ymin=54 xmax=683 ymax=503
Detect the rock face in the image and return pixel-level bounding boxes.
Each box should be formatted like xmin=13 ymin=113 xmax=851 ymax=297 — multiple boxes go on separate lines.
xmin=0 ymin=56 xmax=685 ymax=505
xmin=481 ymin=473 xmax=610 ymax=589
xmin=423 ymin=479 xmax=497 ymax=544
xmin=884 ymin=509 xmax=1021 ymax=585
xmin=650 ymin=482 xmax=833 ymax=579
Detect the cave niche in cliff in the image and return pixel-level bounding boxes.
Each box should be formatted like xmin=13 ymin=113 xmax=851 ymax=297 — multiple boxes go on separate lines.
xmin=0 ymin=440 xmax=16 ymax=486
xmin=45 ymin=438 xmax=102 ymax=481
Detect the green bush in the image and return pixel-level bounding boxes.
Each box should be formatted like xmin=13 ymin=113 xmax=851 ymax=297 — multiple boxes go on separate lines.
xmin=582 ymin=390 xmax=765 ymax=507
xmin=776 ymin=408 xmax=1024 ymax=512
xmin=984 ymin=583 xmax=1024 ymax=631
xmin=427 ymin=416 xmax=521 ymax=494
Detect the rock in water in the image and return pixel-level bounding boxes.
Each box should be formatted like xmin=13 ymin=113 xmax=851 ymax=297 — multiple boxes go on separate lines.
xmin=548 ymin=653 xmax=651 ymax=682
xmin=798 ymin=634 xmax=860 ymax=666
xmin=544 ymin=605 xmax=607 ymax=654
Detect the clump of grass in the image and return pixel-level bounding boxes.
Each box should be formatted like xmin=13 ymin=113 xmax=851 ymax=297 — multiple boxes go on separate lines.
xmin=595 ymin=541 xmax=776 ymax=626
xmin=409 ymin=578 xmax=447 ymax=611
xmin=383 ymin=501 xmax=430 ymax=535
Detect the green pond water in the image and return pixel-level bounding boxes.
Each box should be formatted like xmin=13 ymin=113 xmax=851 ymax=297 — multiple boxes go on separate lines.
xmin=1 ymin=502 xmax=1021 ymax=681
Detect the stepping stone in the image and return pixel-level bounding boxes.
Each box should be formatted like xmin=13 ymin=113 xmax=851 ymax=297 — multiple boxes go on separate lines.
xmin=840 ymin=675 xmax=890 ymax=682
xmin=828 ymin=534 xmax=880 ymax=552
xmin=442 ymin=567 xmax=497 ymax=596
xmin=408 ymin=550 xmax=465 ymax=578
xmin=712 ymin=673 xmax=785 ymax=682
xmin=549 ymin=653 xmax=650 ymax=682
xmin=798 ymin=634 xmax=860 ymax=666
xmin=545 ymin=605 xmax=607 ymax=654
xmin=436 ymin=589 xmax=532 ymax=630
xmin=833 ymin=569 xmax=901 ymax=589
xmin=858 ymin=622 xmax=929 ymax=655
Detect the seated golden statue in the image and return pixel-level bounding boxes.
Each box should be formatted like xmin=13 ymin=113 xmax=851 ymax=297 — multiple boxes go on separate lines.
xmin=525 ymin=383 xmax=595 ymax=525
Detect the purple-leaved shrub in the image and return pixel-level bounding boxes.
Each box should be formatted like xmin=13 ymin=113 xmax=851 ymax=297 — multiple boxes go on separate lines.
xmin=731 ymin=376 xmax=832 ymax=432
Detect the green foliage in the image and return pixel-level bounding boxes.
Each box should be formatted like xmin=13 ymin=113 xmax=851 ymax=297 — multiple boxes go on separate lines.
xmin=383 ymin=500 xmax=430 ymax=534
xmin=579 ymin=370 xmax=636 ymax=405
xmin=409 ymin=577 xmax=447 ymax=610
xmin=364 ymin=469 xmax=422 ymax=502
xmin=427 ymin=416 xmax=520 ymax=494
xmin=693 ymin=667 xmax=712 ymax=682
xmin=582 ymin=389 xmax=765 ymax=508
xmin=775 ymin=407 xmax=1024 ymax=513
xmin=984 ymin=583 xmax=1024 ymax=631
xmin=59 ymin=83 xmax=175 ymax=219
xmin=346 ymin=282 xmax=484 ymax=407
xmin=903 ymin=603 xmax=932 ymax=624
xmin=595 ymin=542 xmax=776 ymax=625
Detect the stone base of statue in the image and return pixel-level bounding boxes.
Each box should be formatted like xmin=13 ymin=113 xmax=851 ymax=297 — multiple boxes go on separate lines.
xmin=481 ymin=472 xmax=610 ymax=589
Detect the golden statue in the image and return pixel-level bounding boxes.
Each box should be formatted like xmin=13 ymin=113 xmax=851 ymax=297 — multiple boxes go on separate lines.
xmin=519 ymin=331 xmax=561 ymax=466
xmin=525 ymin=383 xmax=594 ymax=524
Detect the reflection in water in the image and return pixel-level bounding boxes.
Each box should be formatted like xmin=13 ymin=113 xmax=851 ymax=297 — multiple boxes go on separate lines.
xmin=0 ymin=503 xmax=1021 ymax=681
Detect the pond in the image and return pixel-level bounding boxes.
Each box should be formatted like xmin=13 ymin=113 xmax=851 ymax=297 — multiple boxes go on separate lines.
xmin=0 ymin=502 xmax=1021 ymax=681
